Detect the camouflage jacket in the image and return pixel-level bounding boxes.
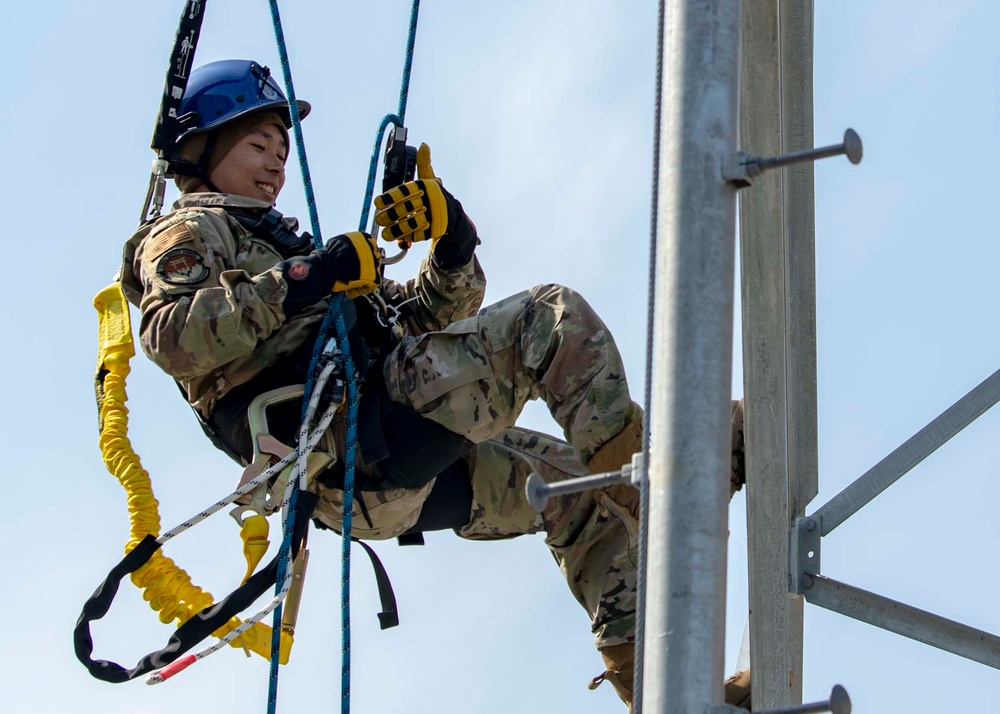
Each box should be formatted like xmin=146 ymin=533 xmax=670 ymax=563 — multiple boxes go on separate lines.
xmin=120 ymin=193 xmax=486 ymax=417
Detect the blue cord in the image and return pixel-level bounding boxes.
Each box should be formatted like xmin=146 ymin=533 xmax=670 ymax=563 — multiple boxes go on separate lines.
xmin=265 ymin=1 xmax=422 ymax=712
xmin=268 ymin=0 xmax=322 ymax=247
xmin=396 ymin=0 xmax=421 ymax=121
xmin=266 ymin=3 xmax=358 ymax=714
xmin=358 ymin=0 xmax=419 ymax=230
xmin=358 ymin=114 xmax=402 ymax=232
xmin=337 ymin=313 xmax=359 ymax=714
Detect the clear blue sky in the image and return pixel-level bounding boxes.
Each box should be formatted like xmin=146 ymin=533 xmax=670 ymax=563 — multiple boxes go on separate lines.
xmin=3 ymin=1 xmax=999 ymax=712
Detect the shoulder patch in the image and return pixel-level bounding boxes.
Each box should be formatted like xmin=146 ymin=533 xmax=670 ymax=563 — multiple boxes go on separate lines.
xmin=157 ymin=247 xmax=210 ymax=285
xmin=146 ymin=222 xmax=195 ymax=260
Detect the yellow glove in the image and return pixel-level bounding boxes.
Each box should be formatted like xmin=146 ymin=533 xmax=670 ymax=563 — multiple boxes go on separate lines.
xmin=416 ymin=141 xmax=436 ymax=181
xmin=374 ymin=144 xmax=457 ymax=249
xmin=331 ymin=231 xmax=383 ymax=298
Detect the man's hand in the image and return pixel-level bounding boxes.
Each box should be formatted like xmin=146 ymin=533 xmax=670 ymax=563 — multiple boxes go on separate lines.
xmin=279 ymin=231 xmax=382 ymax=316
xmin=327 ymin=231 xmax=382 ymax=298
xmin=374 ymin=143 xmax=457 ymax=249
xmin=374 ymin=144 xmax=479 ymax=268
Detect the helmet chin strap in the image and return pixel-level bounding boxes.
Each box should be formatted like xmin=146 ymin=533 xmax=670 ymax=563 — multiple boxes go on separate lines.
xmin=198 ymin=131 xmax=222 ymax=192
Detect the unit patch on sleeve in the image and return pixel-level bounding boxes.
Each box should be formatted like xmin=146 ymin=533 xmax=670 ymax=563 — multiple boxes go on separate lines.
xmin=157 ymin=248 xmax=210 ymax=285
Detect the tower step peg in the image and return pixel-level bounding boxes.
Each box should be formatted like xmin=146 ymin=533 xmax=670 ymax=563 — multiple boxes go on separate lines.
xmin=761 ymin=685 xmax=851 ymax=714
xmin=524 ymin=452 xmax=644 ymax=512
xmin=724 ymin=129 xmax=863 ymax=187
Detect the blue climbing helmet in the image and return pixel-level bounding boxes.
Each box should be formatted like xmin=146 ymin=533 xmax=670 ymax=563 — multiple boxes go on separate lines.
xmin=169 ymin=59 xmax=310 ymax=186
xmin=175 ymin=59 xmax=310 ymax=143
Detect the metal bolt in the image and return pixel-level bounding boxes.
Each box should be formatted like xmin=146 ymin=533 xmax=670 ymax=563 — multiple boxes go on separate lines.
xmin=829 ymin=685 xmax=851 ymax=714
xmin=805 ymin=518 xmax=817 ymax=531
xmin=525 ymin=473 xmax=551 ymax=512
xmin=801 ymin=574 xmax=814 ymax=590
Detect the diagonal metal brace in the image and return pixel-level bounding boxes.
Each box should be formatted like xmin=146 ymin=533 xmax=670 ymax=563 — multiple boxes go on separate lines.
xmin=802 ymin=574 xmax=1000 ymax=669
xmin=815 ymin=366 xmax=1000 ymax=536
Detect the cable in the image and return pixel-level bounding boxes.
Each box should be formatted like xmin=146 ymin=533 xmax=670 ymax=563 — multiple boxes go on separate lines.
xmin=358 ymin=114 xmax=402 ymax=232
xmin=632 ymin=0 xmax=666 ymax=711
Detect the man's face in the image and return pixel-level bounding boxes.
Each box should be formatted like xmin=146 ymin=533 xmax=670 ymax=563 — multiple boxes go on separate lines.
xmin=208 ymin=123 xmax=287 ymax=204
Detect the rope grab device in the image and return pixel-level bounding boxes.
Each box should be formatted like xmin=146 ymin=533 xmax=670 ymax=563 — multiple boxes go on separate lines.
xmin=77 ymin=0 xmax=423 ymax=704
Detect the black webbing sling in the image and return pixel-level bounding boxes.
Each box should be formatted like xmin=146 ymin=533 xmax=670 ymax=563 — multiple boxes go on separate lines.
xmin=150 ymin=1 xmax=208 ymax=156
xmin=74 ymin=492 xmax=317 ymax=684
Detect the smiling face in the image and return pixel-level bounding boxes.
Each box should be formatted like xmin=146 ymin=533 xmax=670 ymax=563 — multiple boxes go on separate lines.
xmin=207 ymin=122 xmax=288 ymax=204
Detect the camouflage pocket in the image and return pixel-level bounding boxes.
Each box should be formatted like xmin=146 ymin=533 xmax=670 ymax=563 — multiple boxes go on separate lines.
xmin=595 ymin=486 xmax=640 ymax=568
xmin=387 ymin=322 xmax=507 ymax=443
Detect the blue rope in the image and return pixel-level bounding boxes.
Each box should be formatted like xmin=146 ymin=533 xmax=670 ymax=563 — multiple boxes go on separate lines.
xmin=336 ymin=316 xmax=359 ymax=714
xmin=266 ymin=3 xmax=358 ymax=714
xmin=264 ymin=1 xmax=421 ymax=712
xmin=358 ymin=114 xmax=402 ymax=232
xmin=268 ymin=0 xmax=322 ymax=248
xmin=358 ymin=0 xmax=419 ymax=231
xmin=396 ymin=0 xmax=421 ymax=121
xmin=334 ymin=3 xmax=422 ymax=711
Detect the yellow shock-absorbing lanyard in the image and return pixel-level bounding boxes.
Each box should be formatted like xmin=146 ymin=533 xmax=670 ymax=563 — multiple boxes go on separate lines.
xmin=91 ymin=281 xmax=291 ymax=663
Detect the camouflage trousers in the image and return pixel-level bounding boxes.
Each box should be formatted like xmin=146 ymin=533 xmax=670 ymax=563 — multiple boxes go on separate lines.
xmin=383 ymin=283 xmax=635 ymax=464
xmin=383 ymin=284 xmax=639 ymax=648
xmin=461 ymin=427 xmax=638 ymax=649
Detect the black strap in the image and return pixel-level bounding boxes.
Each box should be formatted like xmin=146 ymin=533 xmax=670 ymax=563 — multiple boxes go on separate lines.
xmin=75 ymin=491 xmax=317 ymax=683
xmin=310 ymin=518 xmax=401 ymax=630
xmin=228 ymin=208 xmax=314 ymax=259
xmin=150 ymin=1 xmax=208 ymax=155
xmin=356 ymin=540 xmax=400 ymax=630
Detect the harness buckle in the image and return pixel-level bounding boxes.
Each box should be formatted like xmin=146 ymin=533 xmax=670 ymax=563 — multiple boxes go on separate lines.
xmin=230 ymin=385 xmax=306 ymax=526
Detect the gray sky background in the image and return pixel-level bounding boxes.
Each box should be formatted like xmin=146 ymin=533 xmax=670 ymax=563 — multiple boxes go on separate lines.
xmin=2 ymin=1 xmax=998 ymax=712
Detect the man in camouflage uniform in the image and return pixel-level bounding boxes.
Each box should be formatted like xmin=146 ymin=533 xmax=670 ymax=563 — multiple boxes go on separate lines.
xmin=122 ymin=60 xmax=747 ymax=711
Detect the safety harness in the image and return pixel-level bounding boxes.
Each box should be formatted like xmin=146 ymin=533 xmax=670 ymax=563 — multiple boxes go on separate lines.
xmin=81 ymin=278 xmax=411 ymax=680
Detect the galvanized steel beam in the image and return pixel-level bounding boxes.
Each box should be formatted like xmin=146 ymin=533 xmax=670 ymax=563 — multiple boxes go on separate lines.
xmin=803 ymin=575 xmax=1000 ymax=669
xmin=642 ymin=0 xmax=742 ymax=710
xmin=739 ymin=0 xmax=816 ymax=707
